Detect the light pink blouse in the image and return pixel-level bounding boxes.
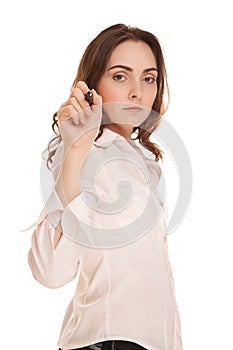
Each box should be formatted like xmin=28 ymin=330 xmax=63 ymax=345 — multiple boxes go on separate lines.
xmin=27 ymin=127 xmax=183 ymax=350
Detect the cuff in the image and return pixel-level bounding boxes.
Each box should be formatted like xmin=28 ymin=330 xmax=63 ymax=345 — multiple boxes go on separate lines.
xmin=44 ymin=188 xmax=64 ymax=227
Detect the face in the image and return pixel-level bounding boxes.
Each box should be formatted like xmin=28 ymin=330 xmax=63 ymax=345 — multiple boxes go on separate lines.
xmin=96 ymin=40 xmax=158 ymax=137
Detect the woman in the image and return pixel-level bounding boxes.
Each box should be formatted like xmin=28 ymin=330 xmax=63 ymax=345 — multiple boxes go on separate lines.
xmin=27 ymin=24 xmax=183 ymax=350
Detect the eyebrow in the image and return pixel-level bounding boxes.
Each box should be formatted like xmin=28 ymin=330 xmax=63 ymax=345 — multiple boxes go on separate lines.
xmin=108 ymin=65 xmax=158 ymax=73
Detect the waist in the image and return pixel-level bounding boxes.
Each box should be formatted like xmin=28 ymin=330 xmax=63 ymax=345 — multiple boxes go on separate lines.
xmin=59 ymin=339 xmax=147 ymax=350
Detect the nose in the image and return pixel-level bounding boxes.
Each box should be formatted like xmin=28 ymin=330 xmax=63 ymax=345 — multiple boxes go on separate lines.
xmin=128 ymin=80 xmax=143 ymax=101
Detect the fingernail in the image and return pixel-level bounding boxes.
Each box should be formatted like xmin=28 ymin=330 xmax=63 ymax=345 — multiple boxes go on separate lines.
xmin=85 ymin=106 xmax=92 ymax=117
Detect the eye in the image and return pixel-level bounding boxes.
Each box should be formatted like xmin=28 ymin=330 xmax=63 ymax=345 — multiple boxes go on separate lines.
xmin=113 ymin=74 xmax=126 ymax=81
xmin=144 ymin=76 xmax=156 ymax=83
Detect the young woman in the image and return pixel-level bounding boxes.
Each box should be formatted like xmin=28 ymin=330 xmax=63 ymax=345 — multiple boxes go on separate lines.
xmin=27 ymin=24 xmax=183 ymax=350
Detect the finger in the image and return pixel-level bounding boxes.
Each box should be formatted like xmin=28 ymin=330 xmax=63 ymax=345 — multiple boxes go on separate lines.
xmin=70 ymin=87 xmax=90 ymax=110
xmin=73 ymin=106 xmax=90 ymax=125
xmin=58 ymin=105 xmax=78 ymax=123
xmin=91 ymin=89 xmax=102 ymax=105
xmin=67 ymin=97 xmax=83 ymax=112
xmin=59 ymin=96 xmax=80 ymax=110
xmin=75 ymin=80 xmax=90 ymax=94
xmin=66 ymin=97 xmax=90 ymax=125
xmin=58 ymin=98 xmax=90 ymax=125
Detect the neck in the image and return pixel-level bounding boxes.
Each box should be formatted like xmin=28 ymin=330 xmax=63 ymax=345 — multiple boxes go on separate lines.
xmin=105 ymin=124 xmax=134 ymax=140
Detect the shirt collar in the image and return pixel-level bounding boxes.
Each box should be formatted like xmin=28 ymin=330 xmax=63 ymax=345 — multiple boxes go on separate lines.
xmin=93 ymin=127 xmax=160 ymax=175
xmin=93 ymin=127 xmax=132 ymax=148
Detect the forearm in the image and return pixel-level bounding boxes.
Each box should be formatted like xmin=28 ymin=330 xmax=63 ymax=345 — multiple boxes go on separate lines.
xmin=55 ymin=145 xmax=92 ymax=207
xmin=53 ymin=145 xmax=92 ymax=247
xmin=28 ymin=146 xmax=91 ymax=279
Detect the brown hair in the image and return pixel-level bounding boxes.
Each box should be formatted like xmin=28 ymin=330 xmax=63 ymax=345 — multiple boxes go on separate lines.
xmin=44 ymin=23 xmax=169 ymax=169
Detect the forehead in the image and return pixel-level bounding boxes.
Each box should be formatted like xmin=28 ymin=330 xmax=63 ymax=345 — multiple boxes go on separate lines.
xmin=107 ymin=40 xmax=157 ymax=67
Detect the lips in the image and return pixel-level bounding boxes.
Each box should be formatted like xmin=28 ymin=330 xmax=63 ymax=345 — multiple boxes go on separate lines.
xmin=123 ymin=106 xmax=143 ymax=112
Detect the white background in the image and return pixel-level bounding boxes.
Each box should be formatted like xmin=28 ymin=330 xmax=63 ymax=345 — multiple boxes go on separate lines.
xmin=0 ymin=0 xmax=232 ymax=349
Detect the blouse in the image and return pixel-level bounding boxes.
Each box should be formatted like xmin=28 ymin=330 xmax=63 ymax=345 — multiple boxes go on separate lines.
xmin=27 ymin=127 xmax=183 ymax=350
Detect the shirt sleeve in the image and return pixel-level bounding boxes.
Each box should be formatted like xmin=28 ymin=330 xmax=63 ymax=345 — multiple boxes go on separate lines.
xmin=27 ymin=138 xmax=165 ymax=288
xmin=27 ymin=141 xmax=83 ymax=289
xmin=28 ymin=216 xmax=82 ymax=289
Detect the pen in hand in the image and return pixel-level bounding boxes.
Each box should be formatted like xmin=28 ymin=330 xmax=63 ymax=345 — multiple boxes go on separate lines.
xmin=84 ymin=91 xmax=94 ymax=106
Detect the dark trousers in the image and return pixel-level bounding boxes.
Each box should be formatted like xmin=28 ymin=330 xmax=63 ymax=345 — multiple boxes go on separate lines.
xmin=59 ymin=339 xmax=147 ymax=350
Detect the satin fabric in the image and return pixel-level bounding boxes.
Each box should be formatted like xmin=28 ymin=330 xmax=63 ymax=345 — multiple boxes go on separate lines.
xmin=28 ymin=128 xmax=183 ymax=350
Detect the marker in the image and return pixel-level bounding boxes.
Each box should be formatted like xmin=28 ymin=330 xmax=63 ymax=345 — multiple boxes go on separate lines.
xmin=84 ymin=91 xmax=93 ymax=106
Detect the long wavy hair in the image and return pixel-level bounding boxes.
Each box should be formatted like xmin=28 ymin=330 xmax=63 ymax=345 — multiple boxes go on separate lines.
xmin=44 ymin=23 xmax=169 ymax=169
